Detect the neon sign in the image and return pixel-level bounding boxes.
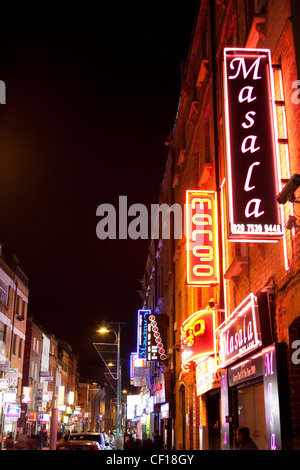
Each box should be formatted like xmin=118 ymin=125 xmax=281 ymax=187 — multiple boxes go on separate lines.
xmin=217 ymin=293 xmax=261 ymax=367
xmin=22 ymin=386 xmax=32 ymax=404
xmin=137 ymin=309 xmax=150 ymax=359
xmin=146 ymin=313 xmax=168 ymax=361
xmin=221 ymin=370 xmax=230 ymax=450
xmin=223 ymin=48 xmax=283 ymax=242
xmin=262 ymin=343 xmax=291 ymax=450
xmin=181 ymin=308 xmax=215 ymax=372
xmin=186 ymin=190 xmax=220 ymax=285
xmin=130 ymin=352 xmax=146 ymax=385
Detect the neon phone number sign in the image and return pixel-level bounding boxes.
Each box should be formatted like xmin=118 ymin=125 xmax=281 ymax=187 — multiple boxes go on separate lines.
xmin=223 ymin=48 xmax=283 ymax=242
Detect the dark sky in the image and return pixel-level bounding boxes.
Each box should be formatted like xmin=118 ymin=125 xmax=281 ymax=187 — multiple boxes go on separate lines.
xmin=0 ymin=2 xmax=198 ymax=384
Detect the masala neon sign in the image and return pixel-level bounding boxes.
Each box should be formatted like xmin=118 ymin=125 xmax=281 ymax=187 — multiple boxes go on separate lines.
xmin=186 ymin=190 xmax=219 ymax=285
xmin=217 ymin=293 xmax=261 ymax=367
xmin=223 ymin=48 xmax=283 ymax=242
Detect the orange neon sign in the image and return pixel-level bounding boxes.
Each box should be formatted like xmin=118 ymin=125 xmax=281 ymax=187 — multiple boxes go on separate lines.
xmin=186 ymin=190 xmax=220 ymax=285
xmin=181 ymin=308 xmax=216 ymax=373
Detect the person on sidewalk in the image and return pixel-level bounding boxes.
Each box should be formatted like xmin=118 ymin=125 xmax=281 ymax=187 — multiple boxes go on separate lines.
xmin=153 ymin=429 xmax=163 ymax=450
xmin=236 ymin=427 xmax=259 ymax=450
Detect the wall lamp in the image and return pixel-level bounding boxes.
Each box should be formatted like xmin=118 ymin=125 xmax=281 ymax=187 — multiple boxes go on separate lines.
xmin=285 ymin=215 xmax=300 ymax=230
xmin=276 ymin=173 xmax=300 ymax=205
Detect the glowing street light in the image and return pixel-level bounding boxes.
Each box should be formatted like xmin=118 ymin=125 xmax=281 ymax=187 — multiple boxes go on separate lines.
xmin=98 ymin=322 xmax=126 ymax=439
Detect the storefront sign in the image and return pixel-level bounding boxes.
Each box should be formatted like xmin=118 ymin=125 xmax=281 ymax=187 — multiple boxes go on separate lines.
xmin=196 ymin=356 xmax=221 ymax=396
xmin=262 ymin=343 xmax=291 ymax=450
xmin=127 ymin=405 xmax=135 ymax=420
xmin=134 ymin=377 xmax=147 ymax=387
xmin=39 ymin=412 xmax=50 ymax=423
xmin=134 ymin=366 xmax=150 ymax=378
xmin=58 ymin=386 xmax=65 ymax=410
xmin=22 ymin=386 xmax=32 ymax=404
xmin=0 ymin=360 xmax=10 ymax=372
xmin=186 ymin=190 xmax=220 ymax=285
xmin=220 ymin=370 xmax=230 ymax=450
xmin=3 ymin=388 xmax=17 ymax=403
xmin=181 ymin=308 xmax=215 ymax=372
xmin=223 ymin=48 xmax=283 ymax=242
xmin=137 ymin=309 xmax=150 ymax=359
xmin=146 ymin=396 xmax=154 ymax=414
xmin=146 ymin=313 xmax=168 ymax=361
xmin=127 ymin=395 xmax=142 ymax=407
xmin=5 ymin=404 xmax=21 ymax=419
xmin=27 ymin=412 xmax=37 ymax=422
xmin=217 ymin=293 xmax=261 ymax=367
xmin=154 ymin=375 xmax=166 ymax=404
xmin=160 ymin=402 xmax=169 ymax=419
xmin=130 ymin=352 xmax=146 ymax=384
xmin=228 ymin=353 xmax=263 ymax=387
xmin=5 ymin=368 xmax=18 ymax=387
xmin=0 ymin=378 xmax=9 ymax=390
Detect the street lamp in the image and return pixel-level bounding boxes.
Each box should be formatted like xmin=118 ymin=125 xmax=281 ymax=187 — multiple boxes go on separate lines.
xmin=97 ymin=322 xmax=126 ymax=439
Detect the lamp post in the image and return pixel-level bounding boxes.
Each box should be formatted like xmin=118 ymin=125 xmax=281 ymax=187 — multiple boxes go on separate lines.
xmin=98 ymin=322 xmax=126 ymax=439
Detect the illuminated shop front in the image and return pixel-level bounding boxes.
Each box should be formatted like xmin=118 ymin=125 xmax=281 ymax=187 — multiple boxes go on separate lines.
xmin=181 ymin=307 xmax=221 ymax=450
xmin=217 ymin=292 xmax=291 ymax=450
xmin=153 ymin=372 xmax=173 ymax=449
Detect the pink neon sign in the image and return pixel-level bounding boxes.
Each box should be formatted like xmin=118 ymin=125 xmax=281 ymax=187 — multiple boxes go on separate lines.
xmin=217 ymin=293 xmax=261 ymax=367
xmin=223 ymin=48 xmax=283 ymax=242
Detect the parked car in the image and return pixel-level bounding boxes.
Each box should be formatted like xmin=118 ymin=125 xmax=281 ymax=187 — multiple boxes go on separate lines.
xmin=67 ymin=439 xmax=103 ymax=451
xmin=68 ymin=433 xmax=112 ymax=450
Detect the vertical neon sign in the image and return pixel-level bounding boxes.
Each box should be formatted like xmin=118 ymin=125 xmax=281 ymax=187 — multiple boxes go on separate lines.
xmin=220 ymin=369 xmax=230 ymax=450
xmin=137 ymin=309 xmax=150 ymax=359
xmin=262 ymin=344 xmax=291 ymax=450
xmin=223 ymin=48 xmax=283 ymax=242
xmin=186 ymin=190 xmax=220 ymax=285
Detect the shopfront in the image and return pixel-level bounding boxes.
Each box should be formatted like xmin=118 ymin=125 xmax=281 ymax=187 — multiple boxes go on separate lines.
xmin=153 ymin=372 xmax=173 ymax=449
xmin=218 ymin=292 xmax=291 ymax=450
xmin=196 ymin=355 xmax=222 ymax=450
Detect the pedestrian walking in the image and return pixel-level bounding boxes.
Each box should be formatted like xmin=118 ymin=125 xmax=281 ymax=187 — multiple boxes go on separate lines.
xmin=236 ymin=427 xmax=259 ymax=450
xmin=4 ymin=432 xmax=15 ymax=450
xmin=57 ymin=434 xmax=69 ymax=450
xmin=153 ymin=429 xmax=163 ymax=450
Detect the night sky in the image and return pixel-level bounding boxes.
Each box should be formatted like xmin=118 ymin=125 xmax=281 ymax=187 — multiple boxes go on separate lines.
xmin=0 ymin=2 xmax=198 ymax=384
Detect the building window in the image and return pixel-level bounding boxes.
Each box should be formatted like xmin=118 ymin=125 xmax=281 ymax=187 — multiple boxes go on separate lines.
xmin=0 ymin=278 xmax=9 ymax=305
xmin=12 ymin=333 xmax=17 ymax=356
xmin=0 ymin=322 xmax=7 ymax=344
xmin=18 ymin=338 xmax=23 ymax=359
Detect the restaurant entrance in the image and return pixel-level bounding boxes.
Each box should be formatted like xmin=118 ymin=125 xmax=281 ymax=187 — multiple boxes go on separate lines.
xmin=233 ymin=381 xmax=267 ymax=450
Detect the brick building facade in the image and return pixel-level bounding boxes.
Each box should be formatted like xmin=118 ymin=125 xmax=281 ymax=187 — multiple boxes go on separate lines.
xmin=140 ymin=0 xmax=300 ymax=450
xmin=0 ymin=242 xmax=29 ymax=438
